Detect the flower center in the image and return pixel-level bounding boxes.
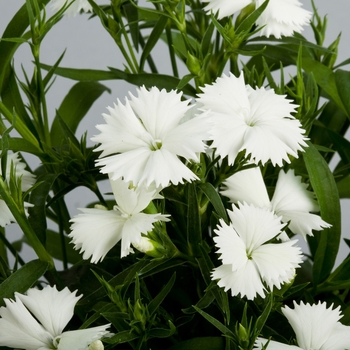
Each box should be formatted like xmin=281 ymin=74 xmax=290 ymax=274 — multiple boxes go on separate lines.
xmin=150 ymin=139 xmax=162 ymax=151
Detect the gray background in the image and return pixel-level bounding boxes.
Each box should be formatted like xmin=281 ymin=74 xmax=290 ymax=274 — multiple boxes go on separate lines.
xmin=1 ymin=0 xmax=350 ymax=267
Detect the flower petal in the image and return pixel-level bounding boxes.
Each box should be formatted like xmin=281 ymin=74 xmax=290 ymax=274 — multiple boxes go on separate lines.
xmin=0 ymin=295 xmax=53 ymax=350
xmin=211 ymin=261 xmax=266 ymax=300
xmin=202 ymin=0 xmax=252 ymax=19
xmin=256 ymin=0 xmax=312 ymax=38
xmin=282 ymin=301 xmax=347 ymax=350
xmin=57 ymin=325 xmax=110 ymax=350
xmin=254 ymin=338 xmax=301 ymax=349
xmin=17 ymin=286 xmax=82 ymax=337
xmin=69 ymin=208 xmax=125 ymax=263
xmin=221 ymin=167 xmax=270 ymax=208
xmin=253 ymin=240 xmax=302 ymax=290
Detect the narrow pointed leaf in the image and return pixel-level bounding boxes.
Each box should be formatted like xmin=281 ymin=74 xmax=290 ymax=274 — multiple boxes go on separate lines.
xmin=0 ymin=259 xmax=49 ymax=306
xmin=303 ymin=142 xmax=341 ymax=284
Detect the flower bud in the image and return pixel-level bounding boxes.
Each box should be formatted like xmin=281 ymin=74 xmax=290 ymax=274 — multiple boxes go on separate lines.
xmin=132 ymin=236 xmax=165 ymax=258
xmin=186 ymin=53 xmax=201 ymax=76
xmin=89 ymin=340 xmax=104 ymax=350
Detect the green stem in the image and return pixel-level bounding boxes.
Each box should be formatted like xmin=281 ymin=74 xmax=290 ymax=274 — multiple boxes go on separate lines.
xmin=165 ymin=22 xmax=179 ymax=78
xmin=0 ymin=102 xmax=41 ymax=150
xmin=0 ymin=227 xmax=26 ymax=266
xmin=0 ymin=177 xmax=54 ymax=270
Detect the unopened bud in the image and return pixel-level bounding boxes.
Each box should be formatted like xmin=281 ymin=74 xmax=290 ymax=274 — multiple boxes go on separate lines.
xmin=132 ymin=236 xmax=165 ymax=258
xmin=89 ymin=340 xmax=104 ymax=350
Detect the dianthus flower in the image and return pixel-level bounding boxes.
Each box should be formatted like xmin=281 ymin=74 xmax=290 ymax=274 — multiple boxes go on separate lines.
xmin=255 ymin=301 xmax=350 ymax=349
xmin=201 ymin=0 xmax=311 ymax=38
xmin=211 ymin=202 xmax=302 ymax=300
xmin=197 ymin=73 xmax=307 ymax=167
xmin=69 ymin=177 xmax=170 ymax=261
xmin=92 ymin=86 xmax=210 ymax=188
xmin=221 ymin=167 xmax=331 ymax=239
xmin=0 ymin=285 xmax=110 ymax=350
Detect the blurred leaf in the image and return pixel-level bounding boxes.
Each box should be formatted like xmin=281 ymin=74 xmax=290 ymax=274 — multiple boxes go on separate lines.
xmin=123 ymin=2 xmax=139 ymax=52
xmin=0 ymin=137 xmax=43 ymax=156
xmin=45 ymin=230 xmax=81 ymax=264
xmin=140 ymin=15 xmax=168 ymax=71
xmin=0 ymin=259 xmax=49 ymax=306
xmin=303 ymin=142 xmax=341 ymax=285
xmin=335 ymin=69 xmax=350 ymax=118
xmin=336 ymin=175 xmax=350 ymax=198
xmin=302 ymin=57 xmax=346 ymax=115
xmin=317 ymin=255 xmax=350 ymax=292
xmin=167 ymin=337 xmax=224 ymax=350
xmin=50 ymin=81 xmax=110 ymax=147
xmin=28 ymin=173 xmax=60 ymax=245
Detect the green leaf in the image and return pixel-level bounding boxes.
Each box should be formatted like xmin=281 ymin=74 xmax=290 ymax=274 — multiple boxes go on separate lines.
xmin=197 ymin=183 xmax=228 ymax=224
xmin=40 ymin=64 xmax=117 ymax=80
xmin=192 ymin=305 xmax=234 ymax=337
xmin=335 ymin=69 xmax=350 ymax=118
xmin=303 ymin=142 xmax=341 ymax=285
xmin=40 ymin=64 xmax=197 ymax=96
xmin=0 ymin=137 xmax=43 ymax=156
xmin=187 ymin=183 xmax=201 ymax=254
xmin=108 ymin=68 xmax=197 ymax=96
xmin=123 ymin=2 xmax=140 ymax=52
xmin=336 ymin=175 xmax=350 ymax=198
xmin=235 ymin=0 xmax=269 ymax=35
xmin=0 ymin=0 xmax=50 ymax=93
xmin=28 ymin=173 xmax=60 ymax=245
xmin=103 ymin=330 xmax=139 ymax=344
xmin=302 ymin=57 xmax=347 ymax=115
xmin=0 ymin=259 xmax=49 ymax=306
xmin=140 ymin=15 xmax=168 ymax=71
xmin=50 ymin=81 xmax=110 ymax=147
xmin=148 ymin=320 xmax=176 ymax=338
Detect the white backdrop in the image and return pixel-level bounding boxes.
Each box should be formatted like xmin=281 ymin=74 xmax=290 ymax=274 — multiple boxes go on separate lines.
xmin=1 ymin=0 xmax=350 ymax=267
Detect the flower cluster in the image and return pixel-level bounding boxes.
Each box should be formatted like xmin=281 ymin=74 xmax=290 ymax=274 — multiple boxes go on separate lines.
xmin=67 ymin=71 xmax=329 ymax=303
xmin=202 ymin=0 xmax=312 ymax=38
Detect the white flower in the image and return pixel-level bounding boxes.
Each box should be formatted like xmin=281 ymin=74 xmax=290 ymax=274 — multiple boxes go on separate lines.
xmin=92 ymin=86 xmax=210 ymax=188
xmin=221 ymin=167 xmax=331 ymax=239
xmin=255 ymin=0 xmax=312 ymax=39
xmin=0 ymin=285 xmax=110 ymax=350
xmin=201 ymin=0 xmax=311 ymax=38
xmin=211 ymin=202 xmax=302 ymax=300
xmin=0 ymin=152 xmax=36 ymax=227
xmin=197 ymin=73 xmax=307 ymax=167
xmin=50 ymin=0 xmax=92 ymax=17
xmin=202 ymin=0 xmax=252 ymax=20
xmin=69 ymin=177 xmax=170 ymax=261
xmin=254 ymin=301 xmax=350 ymax=350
